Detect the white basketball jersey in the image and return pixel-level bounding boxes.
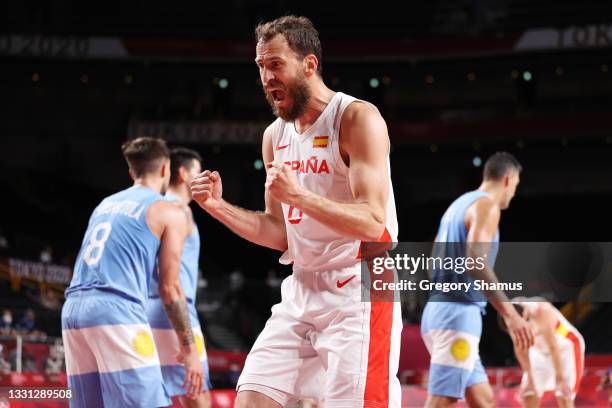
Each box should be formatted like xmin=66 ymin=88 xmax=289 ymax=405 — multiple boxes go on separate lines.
xmin=270 ymin=92 xmax=398 ymax=273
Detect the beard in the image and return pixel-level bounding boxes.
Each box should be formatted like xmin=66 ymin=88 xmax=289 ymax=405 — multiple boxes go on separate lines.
xmin=264 ymin=72 xmax=311 ymax=121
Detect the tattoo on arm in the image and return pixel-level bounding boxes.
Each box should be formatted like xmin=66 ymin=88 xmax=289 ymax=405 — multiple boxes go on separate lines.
xmin=163 ymin=299 xmax=195 ymax=347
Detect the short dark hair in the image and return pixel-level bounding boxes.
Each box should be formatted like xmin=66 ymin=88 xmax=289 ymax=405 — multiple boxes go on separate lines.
xmin=121 ymin=137 xmax=169 ymax=177
xmin=170 ymin=147 xmax=202 ymax=185
xmin=255 ymin=15 xmax=323 ymax=75
xmin=483 ymin=152 xmax=522 ymax=181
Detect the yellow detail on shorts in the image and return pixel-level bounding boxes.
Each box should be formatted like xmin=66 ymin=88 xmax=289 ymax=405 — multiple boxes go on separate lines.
xmin=450 ymin=338 xmax=470 ymax=361
xmin=195 ymin=332 xmax=204 ymax=356
xmin=133 ymin=331 xmax=155 ymax=358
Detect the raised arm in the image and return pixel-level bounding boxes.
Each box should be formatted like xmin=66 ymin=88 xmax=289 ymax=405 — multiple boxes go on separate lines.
xmin=190 ymin=125 xmax=288 ymax=251
xmin=265 ymin=102 xmax=389 ymax=242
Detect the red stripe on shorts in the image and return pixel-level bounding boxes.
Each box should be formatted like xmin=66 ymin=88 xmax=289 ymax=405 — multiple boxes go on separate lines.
xmin=567 ymin=331 xmax=583 ymax=394
xmin=363 ymin=228 xmax=393 ymax=406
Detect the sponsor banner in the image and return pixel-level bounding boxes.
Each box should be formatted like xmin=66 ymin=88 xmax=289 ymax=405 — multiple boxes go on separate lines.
xmin=1 ymin=259 xmax=71 ymax=286
xmin=1 ymin=24 xmax=610 ymax=62
xmin=360 ymin=242 xmax=612 ymax=303
xmin=127 ymin=120 xmax=267 ymax=144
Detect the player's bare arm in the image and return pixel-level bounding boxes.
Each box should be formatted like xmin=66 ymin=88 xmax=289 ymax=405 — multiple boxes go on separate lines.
xmin=465 ymin=198 xmax=534 ymax=349
xmin=266 ymin=102 xmax=389 ymax=242
xmin=190 ymin=125 xmax=287 ymax=251
xmin=148 ymin=201 xmax=203 ymax=398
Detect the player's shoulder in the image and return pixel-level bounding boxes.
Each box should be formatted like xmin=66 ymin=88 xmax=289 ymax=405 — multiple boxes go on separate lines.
xmin=149 ymin=199 xmax=184 ymax=219
xmin=262 ymin=117 xmax=283 ymax=146
xmin=341 ymin=98 xmax=384 ymax=126
xmin=466 ymin=195 xmax=501 ymax=225
xmin=264 ymin=117 xmax=283 ymax=137
xmin=472 ymin=195 xmax=500 ymax=215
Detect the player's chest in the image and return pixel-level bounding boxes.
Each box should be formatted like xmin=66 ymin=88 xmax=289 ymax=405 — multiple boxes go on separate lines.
xmin=274 ymin=134 xmax=336 ymax=182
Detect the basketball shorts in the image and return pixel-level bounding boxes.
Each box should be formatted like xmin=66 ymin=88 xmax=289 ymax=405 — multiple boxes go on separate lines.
xmin=421 ymin=301 xmax=488 ymax=399
xmin=61 ymin=289 xmax=171 ymax=408
xmin=520 ymin=332 xmax=585 ymax=399
xmin=146 ymin=297 xmax=211 ymax=396
xmin=236 ymin=263 xmax=403 ymax=408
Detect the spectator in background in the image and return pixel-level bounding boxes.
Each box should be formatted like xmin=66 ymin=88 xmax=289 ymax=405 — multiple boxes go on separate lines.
xmin=0 ymin=227 xmax=8 ymax=253
xmin=39 ymin=245 xmax=53 ymax=263
xmin=0 ymin=310 xmax=13 ymax=335
xmin=45 ymin=342 xmax=65 ymax=374
xmin=0 ymin=344 xmax=11 ymax=373
xmin=15 ymin=309 xmax=36 ymax=334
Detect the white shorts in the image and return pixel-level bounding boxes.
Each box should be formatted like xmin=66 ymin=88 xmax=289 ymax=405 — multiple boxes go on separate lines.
xmin=521 ymin=334 xmax=585 ymax=399
xmin=237 ymin=264 xmax=402 ymax=408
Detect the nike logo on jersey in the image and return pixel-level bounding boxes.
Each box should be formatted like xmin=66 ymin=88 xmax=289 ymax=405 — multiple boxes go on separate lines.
xmin=276 ymin=144 xmax=290 ymax=150
xmin=336 ymin=275 xmax=355 ymax=288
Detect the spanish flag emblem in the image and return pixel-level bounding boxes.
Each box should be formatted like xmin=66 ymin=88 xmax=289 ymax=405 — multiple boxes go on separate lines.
xmin=313 ymin=135 xmax=329 ymax=148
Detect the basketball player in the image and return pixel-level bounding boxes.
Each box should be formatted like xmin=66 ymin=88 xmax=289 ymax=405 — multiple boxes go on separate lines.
xmin=502 ymin=299 xmax=585 ymax=408
xmin=190 ymin=15 xmax=401 ymax=408
xmin=146 ymin=147 xmax=212 ymax=408
xmin=62 ymin=137 xmax=203 ymax=407
xmin=421 ymin=152 xmax=534 ymax=407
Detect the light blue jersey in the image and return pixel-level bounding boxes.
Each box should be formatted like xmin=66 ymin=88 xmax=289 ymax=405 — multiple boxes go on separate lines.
xmin=421 ymin=191 xmax=501 ymax=399
xmin=62 ymin=185 xmax=171 ymax=408
xmin=148 ymin=193 xmax=200 ymax=302
xmin=430 ymin=190 xmax=500 ymax=309
xmin=66 ymin=185 xmax=163 ymax=305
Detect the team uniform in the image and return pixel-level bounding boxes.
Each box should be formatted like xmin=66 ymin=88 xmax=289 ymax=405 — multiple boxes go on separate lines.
xmin=146 ymin=193 xmax=211 ymax=396
xmin=237 ymin=92 xmax=402 ymax=408
xmin=62 ymin=186 xmax=171 ymax=408
xmin=421 ymin=191 xmax=499 ymax=399
xmin=518 ymin=303 xmax=585 ymax=400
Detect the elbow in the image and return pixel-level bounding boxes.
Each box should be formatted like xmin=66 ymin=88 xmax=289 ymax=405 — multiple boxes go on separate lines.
xmin=363 ymin=221 xmax=387 ymax=243
xmin=159 ymin=282 xmax=182 ymax=304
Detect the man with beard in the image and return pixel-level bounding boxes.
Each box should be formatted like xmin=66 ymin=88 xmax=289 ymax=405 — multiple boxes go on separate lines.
xmin=190 ymin=15 xmax=401 ymax=408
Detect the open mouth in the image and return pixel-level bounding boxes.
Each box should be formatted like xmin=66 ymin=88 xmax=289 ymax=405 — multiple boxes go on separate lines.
xmin=270 ymin=89 xmax=286 ymax=104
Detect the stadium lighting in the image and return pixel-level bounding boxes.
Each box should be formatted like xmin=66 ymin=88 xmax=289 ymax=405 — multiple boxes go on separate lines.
xmin=522 ymin=71 xmax=532 ymax=82
xmin=472 ymin=156 xmax=482 ymax=167
xmin=369 ymin=78 xmax=380 ymax=88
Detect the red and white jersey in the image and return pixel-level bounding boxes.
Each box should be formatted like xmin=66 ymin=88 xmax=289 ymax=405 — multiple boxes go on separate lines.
xmin=521 ymin=303 xmax=584 ymax=354
xmin=270 ymin=92 xmax=398 ymax=273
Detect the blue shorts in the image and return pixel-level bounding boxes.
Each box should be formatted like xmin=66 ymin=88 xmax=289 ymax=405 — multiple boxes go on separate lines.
xmin=146 ymin=297 xmax=212 ymax=396
xmin=61 ymin=290 xmax=171 ymax=408
xmin=421 ymin=302 xmax=489 ymax=399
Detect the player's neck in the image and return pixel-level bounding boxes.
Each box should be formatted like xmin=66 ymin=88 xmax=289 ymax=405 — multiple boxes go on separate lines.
xmin=477 ymin=181 xmax=504 ymax=208
xmin=133 ymin=177 xmax=163 ymax=194
xmin=294 ymin=82 xmax=335 ymax=134
xmin=166 ymin=185 xmax=190 ymax=205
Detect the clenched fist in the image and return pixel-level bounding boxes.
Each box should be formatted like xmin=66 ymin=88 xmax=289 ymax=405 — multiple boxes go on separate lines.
xmin=190 ymin=170 xmax=223 ymax=212
xmin=265 ymin=161 xmax=304 ymax=205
